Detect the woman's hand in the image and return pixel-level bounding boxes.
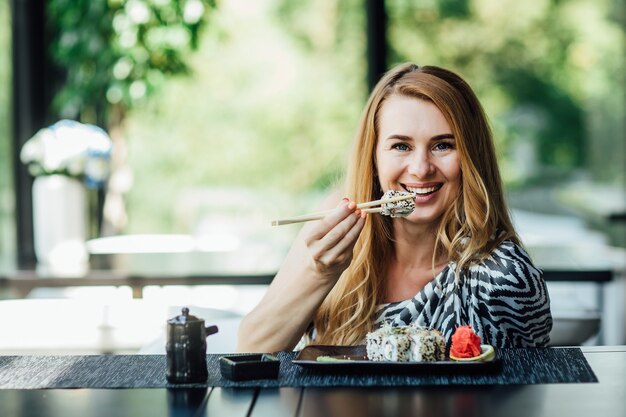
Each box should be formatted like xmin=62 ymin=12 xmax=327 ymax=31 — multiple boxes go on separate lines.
xmin=302 ymin=199 xmax=366 ymax=282
xmin=237 ymin=197 xmax=366 ymax=352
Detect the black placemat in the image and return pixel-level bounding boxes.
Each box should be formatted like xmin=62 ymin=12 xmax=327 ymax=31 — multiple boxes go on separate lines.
xmin=0 ymin=348 xmax=597 ymax=389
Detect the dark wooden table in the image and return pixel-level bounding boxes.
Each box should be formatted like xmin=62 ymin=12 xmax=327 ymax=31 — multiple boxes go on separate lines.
xmin=0 ymin=346 xmax=624 ymax=417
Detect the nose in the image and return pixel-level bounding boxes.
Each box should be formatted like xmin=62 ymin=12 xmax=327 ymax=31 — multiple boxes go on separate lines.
xmin=407 ymin=149 xmax=435 ymax=178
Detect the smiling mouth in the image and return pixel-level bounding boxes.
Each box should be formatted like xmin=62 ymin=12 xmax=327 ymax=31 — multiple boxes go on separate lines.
xmin=403 ymin=184 xmax=443 ymax=196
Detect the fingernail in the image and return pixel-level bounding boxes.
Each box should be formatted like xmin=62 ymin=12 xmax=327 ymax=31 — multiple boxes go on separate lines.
xmin=342 ymin=197 xmax=349 ymax=202
xmin=348 ymin=202 xmax=356 ymax=210
xmin=361 ymin=212 xmax=367 ymax=219
xmin=355 ymin=209 xmax=361 ymax=216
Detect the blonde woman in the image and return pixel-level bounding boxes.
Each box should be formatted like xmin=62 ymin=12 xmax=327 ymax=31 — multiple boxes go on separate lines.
xmin=237 ymin=63 xmax=552 ymax=352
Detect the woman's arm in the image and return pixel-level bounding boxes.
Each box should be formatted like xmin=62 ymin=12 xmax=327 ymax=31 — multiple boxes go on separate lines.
xmin=237 ymin=197 xmax=366 ymax=352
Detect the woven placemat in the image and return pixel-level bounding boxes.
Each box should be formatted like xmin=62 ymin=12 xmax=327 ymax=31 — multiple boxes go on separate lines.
xmin=0 ymin=348 xmax=597 ymax=389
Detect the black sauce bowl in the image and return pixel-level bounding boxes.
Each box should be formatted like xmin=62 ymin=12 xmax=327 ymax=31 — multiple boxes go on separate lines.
xmin=219 ymin=354 xmax=280 ymax=381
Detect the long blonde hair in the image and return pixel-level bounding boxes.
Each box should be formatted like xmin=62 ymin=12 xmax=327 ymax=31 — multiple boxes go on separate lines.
xmin=313 ymin=63 xmax=519 ymax=345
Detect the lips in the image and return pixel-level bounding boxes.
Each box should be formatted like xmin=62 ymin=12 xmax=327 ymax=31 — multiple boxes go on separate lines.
xmin=403 ymin=183 xmax=443 ymax=196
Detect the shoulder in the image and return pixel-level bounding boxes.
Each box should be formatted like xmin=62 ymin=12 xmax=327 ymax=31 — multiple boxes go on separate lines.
xmin=460 ymin=240 xmax=552 ymax=347
xmin=460 ymin=239 xmax=549 ymax=322
xmin=456 ymin=239 xmax=546 ymax=299
xmin=471 ymin=240 xmax=542 ymax=281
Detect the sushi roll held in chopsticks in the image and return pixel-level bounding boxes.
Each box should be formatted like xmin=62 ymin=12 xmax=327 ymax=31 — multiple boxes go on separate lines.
xmin=271 ymin=191 xmax=416 ymax=226
xmin=380 ymin=190 xmax=416 ymax=218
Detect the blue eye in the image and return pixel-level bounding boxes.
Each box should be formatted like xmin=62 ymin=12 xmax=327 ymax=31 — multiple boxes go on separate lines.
xmin=391 ymin=143 xmax=410 ymax=151
xmin=432 ymin=142 xmax=454 ymax=152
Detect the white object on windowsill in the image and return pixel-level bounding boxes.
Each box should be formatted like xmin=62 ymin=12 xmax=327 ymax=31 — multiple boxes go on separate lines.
xmin=32 ymin=175 xmax=88 ymax=277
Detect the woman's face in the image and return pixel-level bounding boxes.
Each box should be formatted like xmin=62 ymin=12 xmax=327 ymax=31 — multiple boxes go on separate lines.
xmin=375 ymin=95 xmax=461 ymax=227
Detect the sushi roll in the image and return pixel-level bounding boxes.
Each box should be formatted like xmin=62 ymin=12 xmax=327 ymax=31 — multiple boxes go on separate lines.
xmin=381 ymin=326 xmax=413 ymax=362
xmin=381 ymin=190 xmax=416 ymax=218
xmin=408 ymin=328 xmax=446 ymax=362
xmin=366 ymin=324 xmax=446 ymax=362
xmin=365 ymin=322 xmax=392 ymax=362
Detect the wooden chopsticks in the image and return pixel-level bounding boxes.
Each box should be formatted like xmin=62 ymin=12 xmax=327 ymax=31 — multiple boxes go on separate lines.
xmin=271 ymin=194 xmax=414 ymax=226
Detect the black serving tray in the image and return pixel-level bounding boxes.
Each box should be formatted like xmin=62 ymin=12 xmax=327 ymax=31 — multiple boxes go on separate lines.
xmin=219 ymin=354 xmax=280 ymax=381
xmin=293 ymin=345 xmax=501 ymax=374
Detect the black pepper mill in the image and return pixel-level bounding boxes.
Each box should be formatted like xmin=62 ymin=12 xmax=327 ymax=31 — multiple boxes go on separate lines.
xmin=166 ymin=307 xmax=219 ymax=384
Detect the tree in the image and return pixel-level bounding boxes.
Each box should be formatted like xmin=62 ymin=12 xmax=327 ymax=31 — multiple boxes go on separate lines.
xmin=386 ymin=0 xmax=623 ymax=185
xmin=47 ymin=0 xmax=216 ymax=234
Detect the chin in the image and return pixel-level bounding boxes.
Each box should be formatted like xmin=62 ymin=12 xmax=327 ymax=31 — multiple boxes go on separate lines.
xmin=404 ymin=206 xmax=449 ymax=224
xmin=402 ymin=214 xmax=439 ymax=227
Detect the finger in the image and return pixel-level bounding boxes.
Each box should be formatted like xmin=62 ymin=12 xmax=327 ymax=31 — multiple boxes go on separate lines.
xmin=317 ymin=214 xmax=366 ymax=265
xmin=308 ymin=209 xmax=360 ymax=257
xmin=305 ymin=200 xmax=356 ymax=243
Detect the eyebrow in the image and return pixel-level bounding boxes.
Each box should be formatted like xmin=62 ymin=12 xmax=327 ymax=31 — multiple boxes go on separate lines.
xmin=385 ymin=133 xmax=455 ymax=141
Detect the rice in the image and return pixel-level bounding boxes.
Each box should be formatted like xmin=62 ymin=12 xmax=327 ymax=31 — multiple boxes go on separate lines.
xmin=366 ymin=323 xmax=446 ymax=362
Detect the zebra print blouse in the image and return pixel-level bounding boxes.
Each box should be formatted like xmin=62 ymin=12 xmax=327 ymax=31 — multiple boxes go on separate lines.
xmin=374 ymin=240 xmax=553 ymax=348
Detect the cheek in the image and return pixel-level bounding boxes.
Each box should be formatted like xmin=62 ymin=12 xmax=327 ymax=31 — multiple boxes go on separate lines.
xmin=441 ymin=157 xmax=461 ymax=183
xmin=450 ymin=166 xmax=462 ymax=184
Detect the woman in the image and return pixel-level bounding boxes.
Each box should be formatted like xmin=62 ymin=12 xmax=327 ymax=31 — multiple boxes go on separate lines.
xmin=237 ymin=63 xmax=552 ymax=352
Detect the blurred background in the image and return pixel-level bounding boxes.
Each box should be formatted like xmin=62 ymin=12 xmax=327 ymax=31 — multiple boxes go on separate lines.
xmin=0 ymin=0 xmax=624 ymax=354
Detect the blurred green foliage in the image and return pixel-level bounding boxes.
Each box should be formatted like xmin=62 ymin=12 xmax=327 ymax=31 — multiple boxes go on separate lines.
xmin=388 ymin=0 xmax=624 ymax=182
xmin=123 ymin=0 xmax=367 ymax=232
xmin=47 ymin=0 xmax=216 ymax=126
xmin=386 ymin=0 xmax=624 ymax=185
xmin=37 ymin=0 xmax=626 ymax=234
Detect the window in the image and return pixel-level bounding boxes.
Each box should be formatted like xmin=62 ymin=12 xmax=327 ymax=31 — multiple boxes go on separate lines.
xmin=0 ymin=0 xmax=14 ymax=271
xmin=123 ymin=0 xmax=367 ymax=237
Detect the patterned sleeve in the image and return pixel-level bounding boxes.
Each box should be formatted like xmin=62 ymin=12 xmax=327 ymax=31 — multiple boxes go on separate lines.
xmin=460 ymin=240 xmax=553 ymax=348
xmin=294 ymin=323 xmax=316 ymax=351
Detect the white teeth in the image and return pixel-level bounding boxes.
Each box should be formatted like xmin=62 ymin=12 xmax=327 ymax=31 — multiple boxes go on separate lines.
xmin=406 ymin=186 xmax=440 ymax=195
